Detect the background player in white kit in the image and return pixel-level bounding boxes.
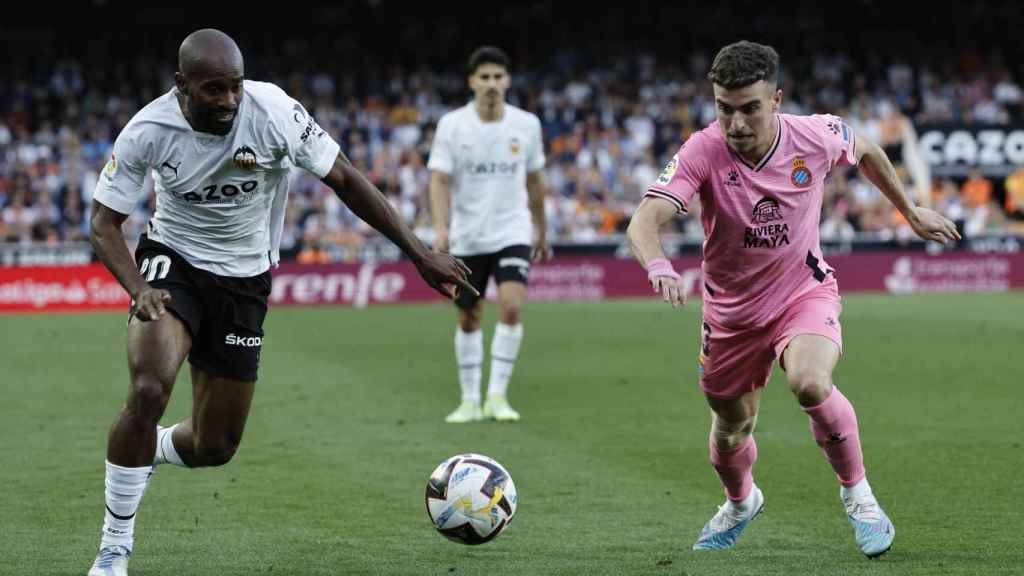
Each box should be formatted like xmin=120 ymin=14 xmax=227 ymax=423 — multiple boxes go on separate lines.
xmin=428 ymin=46 xmax=551 ymax=424
xmin=86 ymin=29 xmax=475 ymax=576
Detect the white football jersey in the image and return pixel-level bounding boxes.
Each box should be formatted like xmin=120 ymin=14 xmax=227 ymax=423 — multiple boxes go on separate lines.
xmin=94 ymin=80 xmax=340 ymax=277
xmin=428 ymin=103 xmax=545 ymax=256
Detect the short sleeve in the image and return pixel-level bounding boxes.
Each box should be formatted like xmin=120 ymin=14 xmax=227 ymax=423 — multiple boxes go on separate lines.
xmin=92 ymin=127 xmax=150 ymax=215
xmin=527 ymin=116 xmax=545 ymax=172
xmin=644 ymin=133 xmax=711 ymax=214
xmin=427 ymin=114 xmax=454 ymax=174
xmin=272 ymin=97 xmax=340 ymax=178
xmin=812 ymin=114 xmax=857 ymax=169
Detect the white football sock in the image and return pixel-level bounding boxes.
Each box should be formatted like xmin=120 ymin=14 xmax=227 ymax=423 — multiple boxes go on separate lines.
xmin=455 ymin=328 xmax=483 ymax=404
xmin=725 ymin=483 xmax=759 ymax=514
xmin=487 ymin=323 xmax=523 ymax=398
xmin=153 ymin=424 xmax=186 ymax=467
xmin=841 ymin=477 xmax=873 ymax=502
xmin=100 ymin=461 xmax=154 ymax=551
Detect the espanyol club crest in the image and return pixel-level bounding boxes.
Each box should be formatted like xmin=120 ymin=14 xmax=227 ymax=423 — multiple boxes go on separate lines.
xmin=790 ymin=158 xmax=812 ymax=187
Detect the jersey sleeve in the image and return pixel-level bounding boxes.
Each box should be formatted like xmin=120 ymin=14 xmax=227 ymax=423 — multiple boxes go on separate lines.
xmin=527 ymin=115 xmax=545 ymax=172
xmin=644 ymin=133 xmax=710 ymax=214
xmin=92 ymin=124 xmax=150 ymax=215
xmin=426 ymin=114 xmax=455 ymax=174
xmin=269 ymin=92 xmax=340 ymax=178
xmin=811 ymin=114 xmax=857 ymax=169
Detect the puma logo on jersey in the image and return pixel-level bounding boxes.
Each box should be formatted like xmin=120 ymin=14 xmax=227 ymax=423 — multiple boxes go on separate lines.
xmin=161 ymin=160 xmax=181 ymax=177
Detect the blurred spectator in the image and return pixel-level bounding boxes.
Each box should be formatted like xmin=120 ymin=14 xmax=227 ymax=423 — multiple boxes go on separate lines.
xmin=2 ymin=30 xmax=1022 ymax=260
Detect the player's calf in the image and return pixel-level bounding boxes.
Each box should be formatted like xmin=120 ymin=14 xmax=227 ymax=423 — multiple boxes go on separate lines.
xmin=188 ymin=434 xmax=242 ymax=467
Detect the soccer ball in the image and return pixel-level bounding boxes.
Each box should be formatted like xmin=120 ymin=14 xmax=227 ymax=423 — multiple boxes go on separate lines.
xmin=425 ymin=453 xmax=518 ymax=544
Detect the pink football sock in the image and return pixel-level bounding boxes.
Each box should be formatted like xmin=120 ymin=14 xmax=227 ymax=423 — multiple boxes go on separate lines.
xmin=709 ymin=434 xmax=758 ymax=502
xmin=802 ymin=387 xmax=866 ymax=487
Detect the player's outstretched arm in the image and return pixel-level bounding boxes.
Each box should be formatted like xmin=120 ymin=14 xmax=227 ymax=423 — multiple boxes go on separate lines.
xmin=428 ymin=170 xmax=451 ymax=253
xmin=89 ymin=200 xmax=171 ymax=320
xmin=526 ymin=170 xmax=551 ymax=262
xmin=626 ymin=197 xmax=685 ymax=308
xmin=321 ymin=153 xmax=477 ymax=299
xmin=853 ymin=129 xmax=961 ymax=244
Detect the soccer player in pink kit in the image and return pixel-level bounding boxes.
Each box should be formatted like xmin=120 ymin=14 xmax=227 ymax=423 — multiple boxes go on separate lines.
xmin=627 ymin=41 xmax=960 ymax=557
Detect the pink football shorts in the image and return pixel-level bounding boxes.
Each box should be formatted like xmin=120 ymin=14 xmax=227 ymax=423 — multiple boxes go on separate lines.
xmin=698 ymin=279 xmax=843 ymax=399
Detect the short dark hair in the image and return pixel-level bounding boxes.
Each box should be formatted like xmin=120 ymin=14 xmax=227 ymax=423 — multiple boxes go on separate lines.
xmin=707 ymin=41 xmax=779 ymax=89
xmin=468 ymin=46 xmax=510 ymax=75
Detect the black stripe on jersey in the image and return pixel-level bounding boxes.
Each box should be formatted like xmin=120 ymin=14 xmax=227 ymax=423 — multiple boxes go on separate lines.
xmin=644 ymin=190 xmax=687 ymax=213
xmin=754 ymin=116 xmax=783 ymax=172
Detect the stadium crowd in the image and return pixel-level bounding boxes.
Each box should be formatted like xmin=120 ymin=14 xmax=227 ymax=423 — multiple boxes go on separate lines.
xmin=4 ymin=21 xmax=1024 ymax=262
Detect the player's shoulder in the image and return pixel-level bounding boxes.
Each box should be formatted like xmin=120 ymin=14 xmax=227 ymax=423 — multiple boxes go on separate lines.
xmin=780 ymin=112 xmax=847 ymax=146
xmin=505 ymin=104 xmax=542 ymax=128
xmin=437 ymin=103 xmax=473 ymax=126
xmin=673 ymin=122 xmax=723 ymax=159
xmin=241 ymin=79 xmax=299 ymax=118
xmin=114 ymin=88 xmax=189 ymax=161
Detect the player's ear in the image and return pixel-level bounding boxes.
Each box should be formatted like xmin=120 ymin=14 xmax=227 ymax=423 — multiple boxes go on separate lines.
xmin=772 ymin=88 xmax=782 ymax=112
xmin=174 ymin=72 xmax=188 ymax=96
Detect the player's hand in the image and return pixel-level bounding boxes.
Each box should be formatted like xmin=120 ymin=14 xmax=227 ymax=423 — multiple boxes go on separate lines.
xmin=414 ymin=252 xmax=478 ymax=300
xmin=432 ymin=229 xmax=449 ymax=253
xmin=131 ymin=286 xmax=172 ymax=321
xmin=651 ymin=274 xmax=686 ymax=308
xmin=907 ymin=207 xmax=961 ymax=244
xmin=532 ymin=237 xmax=552 ymax=262
xmin=645 ymin=258 xmax=685 ymax=308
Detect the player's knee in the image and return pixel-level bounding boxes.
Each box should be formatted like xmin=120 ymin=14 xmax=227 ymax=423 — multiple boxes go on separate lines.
xmin=458 ymin=310 xmax=481 ymax=331
xmin=500 ymin=305 xmax=521 ymax=325
xmin=786 ymin=367 xmax=832 ymax=404
xmin=194 ymin=434 xmax=241 ymax=467
xmin=124 ymin=376 xmax=172 ymax=424
xmin=711 ymin=416 xmax=756 ymax=450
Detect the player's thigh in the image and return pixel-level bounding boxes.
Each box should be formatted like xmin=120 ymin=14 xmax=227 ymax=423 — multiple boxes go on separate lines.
xmin=453 ymin=252 xmax=495 ymax=310
xmin=127 ymin=235 xmax=201 ymax=387
xmin=706 ymin=387 xmax=762 ymax=426
xmin=781 ymin=334 xmax=840 ymax=381
xmin=127 ymin=314 xmax=192 ymax=388
xmin=496 ymin=281 xmax=527 ymax=313
xmin=699 ymin=317 xmax=775 ymax=401
xmin=188 ymin=268 xmax=270 ymax=384
xmin=189 ymin=364 xmax=255 ymax=442
xmin=774 ymin=282 xmax=843 ymax=374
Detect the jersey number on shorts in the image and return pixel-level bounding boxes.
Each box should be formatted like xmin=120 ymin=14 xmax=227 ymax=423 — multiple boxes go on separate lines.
xmin=139 ymin=255 xmax=171 ymax=282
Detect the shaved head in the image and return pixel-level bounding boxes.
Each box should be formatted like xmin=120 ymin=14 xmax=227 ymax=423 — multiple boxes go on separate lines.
xmin=175 ymin=29 xmax=245 ymax=135
xmin=178 ymin=28 xmax=243 ymax=79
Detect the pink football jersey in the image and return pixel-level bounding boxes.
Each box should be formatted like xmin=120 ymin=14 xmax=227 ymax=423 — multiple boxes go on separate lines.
xmin=647 ymin=114 xmax=856 ymax=329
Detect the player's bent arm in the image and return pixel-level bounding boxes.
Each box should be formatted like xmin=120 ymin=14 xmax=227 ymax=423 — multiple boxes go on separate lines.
xmin=626 ymin=197 xmax=680 ymax=267
xmin=89 ymin=200 xmax=150 ymax=299
xmin=428 ymin=170 xmax=451 ymax=238
xmin=852 ymin=129 xmax=919 ymax=226
xmin=526 ymin=170 xmax=548 ymax=246
xmin=322 ymin=152 xmax=430 ymax=261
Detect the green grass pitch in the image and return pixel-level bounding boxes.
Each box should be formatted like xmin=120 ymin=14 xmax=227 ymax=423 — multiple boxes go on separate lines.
xmin=3 ymin=292 xmax=1023 ymax=575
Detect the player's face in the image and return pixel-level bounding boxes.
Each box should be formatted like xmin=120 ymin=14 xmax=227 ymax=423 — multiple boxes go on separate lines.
xmin=176 ymin=64 xmax=244 ymax=136
xmin=713 ymin=80 xmax=781 ymax=156
xmin=469 ymin=63 xmax=510 ymax=106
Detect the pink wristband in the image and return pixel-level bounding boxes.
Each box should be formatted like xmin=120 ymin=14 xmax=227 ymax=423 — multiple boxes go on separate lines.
xmin=645 ymin=258 xmax=680 ymax=281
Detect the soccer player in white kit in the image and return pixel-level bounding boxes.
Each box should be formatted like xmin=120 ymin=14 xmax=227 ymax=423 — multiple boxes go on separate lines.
xmin=86 ymin=29 xmax=475 ymax=576
xmin=628 ymin=41 xmax=959 ymax=557
xmin=428 ymin=46 xmax=551 ymax=423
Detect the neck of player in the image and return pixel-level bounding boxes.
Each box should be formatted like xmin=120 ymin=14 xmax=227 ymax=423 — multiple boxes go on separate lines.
xmin=475 ymin=99 xmax=505 ymax=122
xmin=739 ymin=115 xmax=779 ymax=166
